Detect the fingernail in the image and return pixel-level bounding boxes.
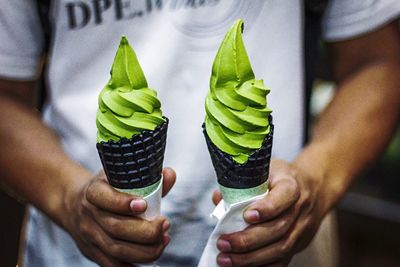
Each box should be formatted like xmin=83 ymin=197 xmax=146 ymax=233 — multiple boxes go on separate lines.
xmin=163 ymin=234 xmax=170 ymax=246
xmin=244 ymin=210 xmax=260 ymax=222
xmin=217 ymin=239 xmax=231 ymax=252
xmin=163 ymin=166 xmax=172 ymax=171
xmin=130 ymin=199 xmax=146 ymax=211
xmin=162 ymin=220 xmax=170 ymax=232
xmin=217 ymin=254 xmax=232 ymax=267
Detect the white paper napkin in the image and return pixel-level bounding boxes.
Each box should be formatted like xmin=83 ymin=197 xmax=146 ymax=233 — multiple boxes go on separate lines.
xmin=136 ymin=177 xmax=163 ymax=267
xmin=197 ymin=192 xmax=268 ymax=267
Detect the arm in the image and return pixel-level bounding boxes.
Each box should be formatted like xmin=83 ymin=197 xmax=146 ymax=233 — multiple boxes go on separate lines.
xmin=300 ymin=20 xmax=400 ymax=214
xmin=214 ymin=21 xmax=400 ymax=266
xmin=0 ymin=79 xmax=90 ymax=223
xmin=0 ymin=79 xmax=175 ymax=266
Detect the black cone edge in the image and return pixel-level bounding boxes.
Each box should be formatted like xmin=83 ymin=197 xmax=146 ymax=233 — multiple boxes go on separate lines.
xmin=96 ymin=117 xmax=168 ymax=189
xmin=203 ymin=116 xmax=273 ymax=189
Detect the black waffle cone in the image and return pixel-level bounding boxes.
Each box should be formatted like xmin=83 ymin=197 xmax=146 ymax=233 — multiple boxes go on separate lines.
xmin=203 ymin=116 xmax=273 ymax=189
xmin=96 ymin=117 xmax=168 ymax=189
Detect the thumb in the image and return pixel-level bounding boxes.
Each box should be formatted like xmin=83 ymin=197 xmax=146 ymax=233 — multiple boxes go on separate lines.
xmin=87 ymin=176 xmax=141 ymax=215
xmin=162 ymin=167 xmax=176 ymax=197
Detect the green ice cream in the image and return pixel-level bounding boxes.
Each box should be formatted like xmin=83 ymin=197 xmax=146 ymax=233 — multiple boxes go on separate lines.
xmin=205 ymin=19 xmax=272 ymax=164
xmin=97 ymin=36 xmax=165 ymax=143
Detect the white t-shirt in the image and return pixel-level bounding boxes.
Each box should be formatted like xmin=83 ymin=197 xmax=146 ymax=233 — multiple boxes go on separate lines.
xmin=0 ymin=0 xmax=399 ymax=266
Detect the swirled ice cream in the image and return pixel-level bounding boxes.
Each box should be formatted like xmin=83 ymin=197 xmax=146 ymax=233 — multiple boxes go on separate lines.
xmin=96 ymin=36 xmax=168 ymax=196
xmin=205 ymin=19 xmax=272 ymax=164
xmin=96 ymin=36 xmax=165 ymax=143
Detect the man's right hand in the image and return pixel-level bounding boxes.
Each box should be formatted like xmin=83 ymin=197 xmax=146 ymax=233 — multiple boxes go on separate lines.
xmin=0 ymin=80 xmax=177 ymax=266
xmin=62 ymin=167 xmax=176 ymax=267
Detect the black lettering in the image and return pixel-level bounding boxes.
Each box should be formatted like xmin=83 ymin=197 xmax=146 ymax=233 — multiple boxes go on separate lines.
xmin=146 ymin=0 xmax=163 ymax=13
xmin=185 ymin=0 xmax=196 ymax=8
xmin=115 ymin=0 xmax=144 ymax=20
xmin=146 ymin=0 xmax=152 ymax=12
xmin=93 ymin=0 xmax=111 ymax=24
xmin=66 ymin=2 xmax=91 ymax=29
xmin=155 ymin=0 xmax=163 ymax=9
xmin=170 ymin=0 xmax=220 ymax=9
xmin=115 ymin=0 xmax=129 ymax=20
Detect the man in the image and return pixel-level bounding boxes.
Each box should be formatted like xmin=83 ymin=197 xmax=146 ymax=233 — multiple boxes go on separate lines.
xmin=0 ymin=0 xmax=399 ymax=266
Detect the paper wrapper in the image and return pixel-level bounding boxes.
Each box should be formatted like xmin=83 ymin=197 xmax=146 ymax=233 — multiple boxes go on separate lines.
xmin=96 ymin=118 xmax=168 ymax=267
xmin=198 ymin=116 xmax=273 ymax=267
xmin=197 ymin=192 xmax=268 ymax=267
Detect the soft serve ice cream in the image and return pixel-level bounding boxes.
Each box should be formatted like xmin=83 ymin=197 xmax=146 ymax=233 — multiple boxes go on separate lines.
xmin=204 ymin=19 xmax=272 ymax=164
xmin=97 ymin=36 xmax=165 ymax=143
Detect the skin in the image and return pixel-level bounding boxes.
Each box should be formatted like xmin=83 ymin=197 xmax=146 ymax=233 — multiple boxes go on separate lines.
xmin=0 ymin=19 xmax=399 ymax=267
xmin=0 ymin=80 xmax=176 ymax=266
xmin=213 ymin=21 xmax=400 ymax=266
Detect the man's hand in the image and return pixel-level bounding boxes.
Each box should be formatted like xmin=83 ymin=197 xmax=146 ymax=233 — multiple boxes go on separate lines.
xmin=63 ymin=167 xmax=176 ymax=267
xmin=0 ymin=80 xmax=178 ymax=266
xmin=212 ymin=159 xmax=325 ymax=267
xmin=210 ymin=19 xmax=400 ymax=267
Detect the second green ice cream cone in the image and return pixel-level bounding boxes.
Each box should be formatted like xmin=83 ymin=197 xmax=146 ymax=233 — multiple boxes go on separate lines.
xmin=203 ymin=19 xmax=274 ymax=203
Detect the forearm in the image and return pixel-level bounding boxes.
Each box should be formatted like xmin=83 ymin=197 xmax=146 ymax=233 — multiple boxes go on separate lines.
xmin=0 ymin=94 xmax=91 ymax=227
xmin=294 ymin=60 xmax=400 ymax=215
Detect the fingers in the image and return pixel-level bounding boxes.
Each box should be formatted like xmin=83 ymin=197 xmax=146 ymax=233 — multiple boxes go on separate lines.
xmin=217 ymin=221 xmax=302 ymax=267
xmin=81 ymin=220 xmax=168 ymax=264
xmin=212 ymin=190 xmax=222 ymax=206
xmin=217 ymin=237 xmax=294 ymax=267
xmin=93 ymin=208 xmax=168 ymax=244
xmin=216 ymin=205 xmax=312 ymax=267
xmin=81 ymin=243 xmax=134 ymax=267
xmin=89 ymin=167 xmax=177 ymax=215
xmin=162 ymin=167 xmax=176 ymax=197
xmin=218 ymin=209 xmax=297 ymax=253
xmin=100 ymin=233 xmax=167 ymax=263
xmin=215 ymin=159 xmax=318 ymax=267
xmin=74 ymin=172 xmax=173 ymax=266
xmin=244 ymin=171 xmax=300 ymax=224
xmin=216 ymin=159 xmax=303 ymax=267
xmin=86 ymin=178 xmax=146 ymax=215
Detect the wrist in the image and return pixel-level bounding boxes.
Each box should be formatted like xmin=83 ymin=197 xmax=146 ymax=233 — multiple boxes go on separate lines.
xmin=292 ymin=141 xmax=342 ymax=218
xmin=53 ymin=163 xmax=92 ymax=230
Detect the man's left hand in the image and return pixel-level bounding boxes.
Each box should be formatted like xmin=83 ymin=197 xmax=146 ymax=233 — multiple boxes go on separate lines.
xmin=212 ymin=159 xmax=325 ymax=267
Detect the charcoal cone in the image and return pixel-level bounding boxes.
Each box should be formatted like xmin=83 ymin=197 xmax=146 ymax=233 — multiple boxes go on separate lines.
xmin=203 ymin=116 xmax=273 ymax=189
xmin=97 ymin=118 xmax=168 ymax=189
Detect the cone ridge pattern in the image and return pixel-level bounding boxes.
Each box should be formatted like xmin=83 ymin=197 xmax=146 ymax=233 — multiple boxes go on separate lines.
xmin=97 ymin=118 xmax=168 ymax=189
xmin=204 ymin=116 xmax=273 ymax=189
